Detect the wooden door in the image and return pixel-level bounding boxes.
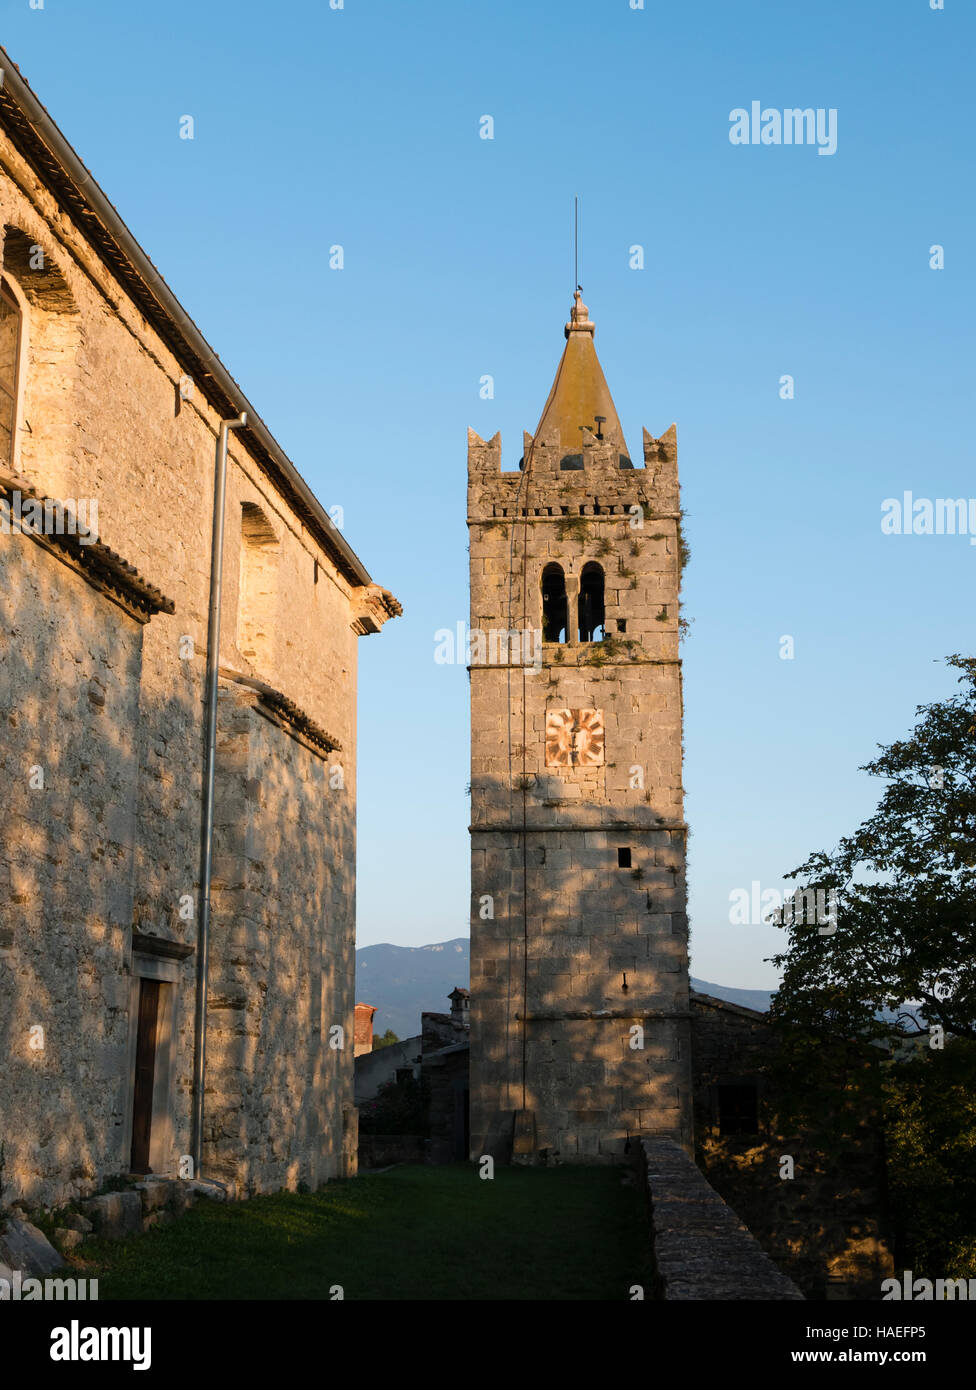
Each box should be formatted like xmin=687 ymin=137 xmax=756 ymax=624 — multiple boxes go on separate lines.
xmin=130 ymin=978 xmax=161 ymax=1173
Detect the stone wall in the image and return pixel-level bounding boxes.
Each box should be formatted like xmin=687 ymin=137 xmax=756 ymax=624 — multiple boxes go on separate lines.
xmin=203 ymin=687 xmax=357 ymax=1193
xmin=0 ymin=534 xmax=144 ymax=1206
xmin=640 ymin=1138 xmax=804 ymax=1300
xmin=425 ymin=1044 xmax=469 ymax=1164
xmin=357 ymin=1135 xmax=426 ymax=1169
xmin=0 ymin=100 xmax=396 ymax=1207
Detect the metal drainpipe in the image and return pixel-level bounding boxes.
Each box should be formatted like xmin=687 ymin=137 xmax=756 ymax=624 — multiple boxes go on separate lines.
xmin=191 ymin=412 xmax=247 ymax=1176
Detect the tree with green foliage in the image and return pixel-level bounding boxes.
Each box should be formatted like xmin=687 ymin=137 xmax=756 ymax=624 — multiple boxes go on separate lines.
xmin=882 ymin=1039 xmax=976 ymax=1276
xmin=768 ymin=655 xmax=976 ymax=1277
xmin=358 ymin=1073 xmax=428 ymax=1136
xmin=769 ymin=654 xmax=976 ymax=1044
xmin=372 ymin=1028 xmax=400 ymax=1050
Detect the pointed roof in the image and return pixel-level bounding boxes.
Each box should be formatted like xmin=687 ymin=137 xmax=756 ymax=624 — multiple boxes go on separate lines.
xmin=533 ymin=291 xmax=630 ymax=462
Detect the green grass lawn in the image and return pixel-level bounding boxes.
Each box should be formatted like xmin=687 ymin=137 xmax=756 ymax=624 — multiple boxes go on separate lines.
xmin=80 ymin=1163 xmax=653 ymax=1300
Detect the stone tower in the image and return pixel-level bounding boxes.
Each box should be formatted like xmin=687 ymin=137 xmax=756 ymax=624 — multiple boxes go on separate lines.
xmin=467 ymin=291 xmax=693 ymax=1163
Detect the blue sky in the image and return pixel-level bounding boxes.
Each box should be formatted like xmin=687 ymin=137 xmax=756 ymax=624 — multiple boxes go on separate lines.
xmin=6 ymin=0 xmax=971 ymax=987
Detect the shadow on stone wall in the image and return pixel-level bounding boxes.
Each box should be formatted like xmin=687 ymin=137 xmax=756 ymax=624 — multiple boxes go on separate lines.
xmin=0 ymin=536 xmax=357 ymax=1209
xmin=467 ymin=757 xmax=692 ymax=1165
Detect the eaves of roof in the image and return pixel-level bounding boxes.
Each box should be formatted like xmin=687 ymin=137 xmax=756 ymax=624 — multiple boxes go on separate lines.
xmin=0 ymin=47 xmax=373 ymax=589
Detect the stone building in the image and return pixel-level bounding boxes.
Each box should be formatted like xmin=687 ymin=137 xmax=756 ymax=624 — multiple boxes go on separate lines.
xmin=354 ymin=987 xmax=469 ymax=1167
xmin=0 ymin=50 xmax=399 ymax=1209
xmin=468 ymin=291 xmax=691 ymax=1162
xmin=354 ymin=1033 xmax=422 ymax=1108
xmin=422 ymin=986 xmax=470 ymax=1053
xmin=421 ymin=987 xmax=470 ymax=1164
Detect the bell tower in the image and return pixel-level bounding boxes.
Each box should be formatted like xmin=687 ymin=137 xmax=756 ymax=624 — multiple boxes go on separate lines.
xmin=467 ymin=291 xmax=693 ymax=1162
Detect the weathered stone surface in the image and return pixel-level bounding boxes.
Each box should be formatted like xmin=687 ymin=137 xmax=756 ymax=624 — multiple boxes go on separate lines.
xmin=80 ymin=1192 xmax=143 ymax=1240
xmin=60 ymin=1212 xmax=93 ymax=1235
xmin=187 ymin=1179 xmax=229 ymax=1202
xmin=168 ymin=1184 xmax=195 ymax=1218
xmin=0 ymin=80 xmax=397 ymax=1212
xmin=134 ymin=1179 xmax=173 ymax=1213
xmin=641 ymin=1139 xmax=804 ymax=1300
xmin=0 ymin=1218 xmax=64 ymax=1275
xmin=53 ymin=1227 xmax=84 ymax=1253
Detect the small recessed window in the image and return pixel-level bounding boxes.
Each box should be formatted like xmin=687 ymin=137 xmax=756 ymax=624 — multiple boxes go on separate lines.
xmin=617 ymin=848 xmax=631 ymax=868
xmin=717 ymin=1084 xmax=759 ymax=1136
xmin=617 ymin=619 xmax=627 ymax=633
xmin=0 ymin=277 xmax=24 ymax=467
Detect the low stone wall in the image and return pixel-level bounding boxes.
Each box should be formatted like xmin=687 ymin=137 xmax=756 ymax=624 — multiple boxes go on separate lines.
xmin=0 ymin=1175 xmax=230 ymax=1280
xmin=641 ymin=1138 xmax=804 ymax=1300
xmin=358 ymin=1135 xmax=427 ymax=1169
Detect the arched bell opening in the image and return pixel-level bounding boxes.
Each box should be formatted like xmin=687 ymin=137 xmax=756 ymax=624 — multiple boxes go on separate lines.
xmin=578 ymin=561 xmax=605 ymax=642
xmin=541 ymin=562 xmax=568 ymax=644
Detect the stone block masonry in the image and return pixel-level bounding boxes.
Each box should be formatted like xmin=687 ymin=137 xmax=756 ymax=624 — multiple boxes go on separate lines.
xmin=0 ymin=52 xmax=399 ymax=1209
xmin=641 ymin=1139 xmax=804 ymax=1300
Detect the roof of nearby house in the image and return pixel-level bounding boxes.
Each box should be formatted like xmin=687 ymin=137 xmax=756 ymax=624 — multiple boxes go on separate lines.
xmin=689 ymin=990 xmax=770 ymax=1023
xmin=422 ymin=1041 xmax=470 ymax=1064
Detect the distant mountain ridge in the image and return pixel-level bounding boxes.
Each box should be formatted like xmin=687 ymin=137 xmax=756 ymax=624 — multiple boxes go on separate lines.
xmin=356 ymin=938 xmax=471 ymax=1039
xmin=690 ymin=978 xmax=774 ymax=1013
xmin=355 ymin=938 xmax=774 ymax=1038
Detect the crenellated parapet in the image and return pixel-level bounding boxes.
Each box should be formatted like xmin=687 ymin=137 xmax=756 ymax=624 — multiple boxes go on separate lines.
xmin=467 ymin=425 xmax=681 ymax=523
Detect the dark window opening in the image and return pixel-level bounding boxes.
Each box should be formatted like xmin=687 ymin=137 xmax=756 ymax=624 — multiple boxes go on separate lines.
xmin=617 ymin=619 xmax=627 ymax=633
xmin=717 ymin=1084 xmax=759 ymax=1136
xmin=619 ymin=454 xmax=634 ymax=469
xmin=559 ymin=453 xmax=583 ymax=471
xmin=541 ymin=563 xmax=568 ymax=643
xmin=314 ymin=559 xmax=319 ymax=585
xmin=0 ymin=278 xmax=23 ymax=467
xmin=578 ymin=561 xmax=605 ymax=642
xmin=617 ymin=847 xmax=631 ymax=867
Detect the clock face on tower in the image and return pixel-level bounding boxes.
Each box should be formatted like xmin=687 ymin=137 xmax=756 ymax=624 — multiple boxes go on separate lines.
xmin=545 ymin=708 xmax=605 ymax=768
